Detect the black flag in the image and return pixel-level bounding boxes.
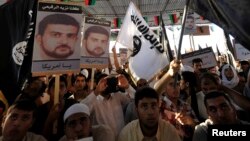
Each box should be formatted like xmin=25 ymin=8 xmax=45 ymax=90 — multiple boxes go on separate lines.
xmin=193 ymin=0 xmax=250 ymax=51
xmin=0 ymin=0 xmax=37 ymax=104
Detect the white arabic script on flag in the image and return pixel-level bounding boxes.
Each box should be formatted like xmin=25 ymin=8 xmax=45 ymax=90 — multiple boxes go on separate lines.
xmin=116 ymin=2 xmax=169 ymax=81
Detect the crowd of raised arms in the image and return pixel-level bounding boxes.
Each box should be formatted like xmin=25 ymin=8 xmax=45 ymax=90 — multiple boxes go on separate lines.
xmin=1 ymin=49 xmax=250 ymax=141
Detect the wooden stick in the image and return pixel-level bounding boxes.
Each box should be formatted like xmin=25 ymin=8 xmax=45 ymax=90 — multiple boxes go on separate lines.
xmin=53 ymin=74 xmax=60 ymax=134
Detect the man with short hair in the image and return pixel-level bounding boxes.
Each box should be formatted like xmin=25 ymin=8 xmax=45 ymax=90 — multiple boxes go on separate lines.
xmin=83 ymin=26 xmax=109 ymax=57
xmin=34 ymin=14 xmax=80 ymax=60
xmin=72 ymin=73 xmax=88 ymax=101
xmin=192 ymin=58 xmax=204 ymax=75
xmin=0 ymin=99 xmax=47 ymax=141
xmin=81 ymin=74 xmax=131 ymax=138
xmin=192 ymin=58 xmax=205 ymax=91
xmin=184 ymin=14 xmax=196 ymax=35
xmin=124 ymin=78 xmax=149 ymax=124
xmin=59 ymin=103 xmax=115 ymax=141
xmin=192 ymin=91 xmax=250 ymax=141
xmin=118 ymin=87 xmax=181 ymax=141
xmin=186 ymin=15 xmax=195 ymax=30
xmin=240 ymin=60 xmax=250 ymax=79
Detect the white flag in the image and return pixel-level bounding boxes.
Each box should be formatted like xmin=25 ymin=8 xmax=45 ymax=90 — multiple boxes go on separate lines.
xmin=117 ymin=2 xmax=169 ymax=81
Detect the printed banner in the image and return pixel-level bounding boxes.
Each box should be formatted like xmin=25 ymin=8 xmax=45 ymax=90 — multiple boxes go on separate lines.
xmin=193 ymin=26 xmax=210 ymax=36
xmin=234 ymin=40 xmax=250 ymax=60
xmin=32 ymin=2 xmax=82 ymax=76
xmin=81 ymin=17 xmax=111 ymax=68
xmin=116 ymin=2 xmax=169 ymax=81
xmin=184 ymin=12 xmax=197 ymax=35
xmin=181 ymin=47 xmax=217 ymax=68
xmin=119 ymin=48 xmax=128 ymax=66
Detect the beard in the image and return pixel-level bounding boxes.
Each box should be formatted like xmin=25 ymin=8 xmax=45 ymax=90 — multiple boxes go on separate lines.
xmin=41 ymin=43 xmax=74 ymax=59
xmin=86 ymin=46 xmax=105 ymax=57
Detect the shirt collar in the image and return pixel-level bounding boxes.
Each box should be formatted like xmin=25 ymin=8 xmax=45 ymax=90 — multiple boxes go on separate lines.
xmin=96 ymin=93 xmax=114 ymax=101
xmin=137 ymin=121 xmax=160 ymax=141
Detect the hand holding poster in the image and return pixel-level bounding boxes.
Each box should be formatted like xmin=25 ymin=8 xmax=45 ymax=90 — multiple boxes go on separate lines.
xmin=181 ymin=47 xmax=217 ymax=68
xmin=116 ymin=2 xmax=169 ymax=81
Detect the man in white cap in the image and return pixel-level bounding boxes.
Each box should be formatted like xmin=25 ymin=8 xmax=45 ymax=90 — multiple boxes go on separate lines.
xmin=59 ymin=103 xmax=115 ymax=141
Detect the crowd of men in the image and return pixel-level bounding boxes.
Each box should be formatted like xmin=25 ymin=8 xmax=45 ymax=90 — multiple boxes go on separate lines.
xmin=1 ymin=54 xmax=250 ymax=141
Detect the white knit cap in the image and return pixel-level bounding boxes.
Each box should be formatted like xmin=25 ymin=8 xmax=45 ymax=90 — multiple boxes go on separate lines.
xmin=81 ymin=69 xmax=89 ymax=78
xmin=63 ymin=103 xmax=90 ymax=122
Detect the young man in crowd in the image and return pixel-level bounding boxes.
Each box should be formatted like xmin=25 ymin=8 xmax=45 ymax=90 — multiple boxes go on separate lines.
xmin=192 ymin=91 xmax=250 ymax=141
xmin=118 ymin=87 xmax=181 ymax=141
xmin=81 ymin=73 xmax=131 ymax=139
xmin=0 ymin=99 xmax=47 ymax=141
xmin=60 ymin=103 xmax=115 ymax=141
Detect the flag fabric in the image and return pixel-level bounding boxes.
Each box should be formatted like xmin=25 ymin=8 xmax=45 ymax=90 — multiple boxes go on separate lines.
xmin=216 ymin=44 xmax=221 ymax=56
xmin=224 ymin=31 xmax=236 ymax=58
xmin=193 ymin=0 xmax=250 ymax=52
xmin=154 ymin=16 xmax=160 ymax=26
xmin=0 ymin=0 xmax=8 ymax=6
xmin=85 ymin=0 xmax=96 ymax=6
xmin=116 ymin=2 xmax=169 ymax=81
xmin=227 ymin=50 xmax=237 ymax=68
xmin=198 ymin=44 xmax=202 ymax=50
xmin=113 ymin=18 xmax=122 ymax=28
xmin=168 ymin=12 xmax=180 ymax=24
xmin=0 ymin=0 xmax=37 ymax=104
xmin=224 ymin=31 xmax=236 ymax=68
xmin=143 ymin=16 xmax=148 ymax=23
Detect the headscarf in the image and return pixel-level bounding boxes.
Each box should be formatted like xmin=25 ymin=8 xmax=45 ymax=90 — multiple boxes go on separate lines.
xmin=221 ymin=64 xmax=239 ymax=88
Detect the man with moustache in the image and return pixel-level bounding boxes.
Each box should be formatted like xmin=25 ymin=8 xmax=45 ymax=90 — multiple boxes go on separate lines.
xmin=118 ymin=87 xmax=181 ymax=141
xmin=82 ymin=26 xmax=109 ymax=57
xmin=34 ymin=14 xmax=80 ymax=60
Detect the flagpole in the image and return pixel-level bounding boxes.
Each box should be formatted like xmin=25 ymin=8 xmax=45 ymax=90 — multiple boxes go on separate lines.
xmin=160 ymin=12 xmax=174 ymax=61
xmin=90 ymin=68 xmax=95 ymax=90
xmin=176 ymin=0 xmax=191 ymax=60
xmin=53 ymin=74 xmax=60 ymax=134
xmin=191 ymin=34 xmax=195 ymax=51
xmin=223 ymin=31 xmax=236 ymax=67
xmin=172 ymin=33 xmax=178 ymax=58
xmin=174 ymin=0 xmax=191 ymax=87
xmin=223 ymin=31 xmax=235 ymax=57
